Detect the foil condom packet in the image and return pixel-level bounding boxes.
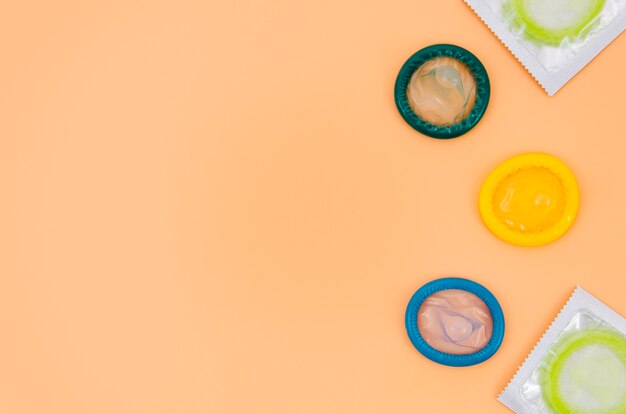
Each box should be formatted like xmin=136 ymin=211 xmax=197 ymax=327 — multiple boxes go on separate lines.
xmin=499 ymin=287 xmax=626 ymax=413
xmin=464 ymin=0 xmax=626 ymax=95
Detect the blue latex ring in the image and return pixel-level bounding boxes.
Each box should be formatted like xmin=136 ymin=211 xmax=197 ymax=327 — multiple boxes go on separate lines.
xmin=405 ymin=277 xmax=505 ymax=367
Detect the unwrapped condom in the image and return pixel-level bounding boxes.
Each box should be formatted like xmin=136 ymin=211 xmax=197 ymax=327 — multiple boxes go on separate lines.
xmin=479 ymin=153 xmax=579 ymax=246
xmin=405 ymin=278 xmax=504 ymax=366
xmin=395 ymin=44 xmax=490 ymax=139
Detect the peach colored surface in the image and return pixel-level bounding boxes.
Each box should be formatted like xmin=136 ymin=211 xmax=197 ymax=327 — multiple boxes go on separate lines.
xmin=0 ymin=1 xmax=625 ymax=413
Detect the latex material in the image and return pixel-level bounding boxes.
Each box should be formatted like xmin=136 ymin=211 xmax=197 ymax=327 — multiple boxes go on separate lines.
xmin=509 ymin=0 xmax=606 ymax=45
xmin=417 ymin=289 xmax=493 ymax=355
xmin=405 ymin=277 xmax=505 ymax=367
xmin=479 ymin=153 xmax=579 ymax=246
xmin=394 ymin=44 xmax=490 ymax=139
xmin=406 ymin=57 xmax=477 ymax=126
xmin=541 ymin=330 xmax=626 ymax=413
xmin=492 ymin=167 xmax=566 ymax=233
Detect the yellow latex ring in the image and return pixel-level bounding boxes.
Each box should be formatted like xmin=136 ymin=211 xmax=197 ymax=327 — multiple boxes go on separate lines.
xmin=479 ymin=153 xmax=579 ymax=247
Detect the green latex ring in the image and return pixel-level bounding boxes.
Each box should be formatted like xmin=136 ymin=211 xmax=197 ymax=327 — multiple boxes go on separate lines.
xmin=510 ymin=0 xmax=606 ymax=45
xmin=541 ymin=329 xmax=626 ymax=414
xmin=394 ymin=44 xmax=490 ymax=139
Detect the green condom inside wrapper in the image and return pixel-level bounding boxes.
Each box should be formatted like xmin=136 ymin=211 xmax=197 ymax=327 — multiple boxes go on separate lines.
xmin=464 ymin=0 xmax=626 ymax=95
xmin=505 ymin=0 xmax=607 ymax=46
xmin=499 ymin=287 xmax=626 ymax=413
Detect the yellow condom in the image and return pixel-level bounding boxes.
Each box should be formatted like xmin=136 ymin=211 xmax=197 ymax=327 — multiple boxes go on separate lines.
xmin=479 ymin=153 xmax=579 ymax=246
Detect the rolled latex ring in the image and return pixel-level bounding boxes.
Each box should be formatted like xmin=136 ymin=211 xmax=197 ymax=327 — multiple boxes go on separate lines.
xmin=405 ymin=277 xmax=505 ymax=367
xmin=394 ymin=44 xmax=490 ymax=139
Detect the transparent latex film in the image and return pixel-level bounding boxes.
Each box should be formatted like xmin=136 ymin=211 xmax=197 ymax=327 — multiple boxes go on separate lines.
xmin=479 ymin=0 xmax=626 ymax=71
xmin=406 ymin=57 xmax=477 ymax=126
xmin=523 ymin=311 xmax=626 ymax=413
xmin=417 ymin=289 xmax=493 ymax=355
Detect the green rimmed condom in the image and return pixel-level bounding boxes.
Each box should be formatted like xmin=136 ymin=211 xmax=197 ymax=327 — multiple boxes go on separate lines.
xmin=540 ymin=329 xmax=626 ymax=413
xmin=508 ymin=0 xmax=606 ymax=45
xmin=394 ymin=44 xmax=490 ymax=139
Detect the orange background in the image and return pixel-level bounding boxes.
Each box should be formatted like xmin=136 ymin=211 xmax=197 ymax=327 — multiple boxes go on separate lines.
xmin=0 ymin=1 xmax=625 ymax=413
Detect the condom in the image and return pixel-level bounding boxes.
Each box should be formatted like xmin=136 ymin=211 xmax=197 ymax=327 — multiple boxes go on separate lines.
xmin=394 ymin=44 xmax=490 ymax=139
xmin=541 ymin=329 xmax=626 ymax=413
xmin=405 ymin=278 xmax=504 ymax=366
xmin=499 ymin=287 xmax=626 ymax=414
xmin=507 ymin=0 xmax=606 ymax=45
xmin=479 ymin=153 xmax=579 ymax=246
xmin=464 ymin=0 xmax=626 ymax=95
xmin=418 ymin=289 xmax=493 ymax=355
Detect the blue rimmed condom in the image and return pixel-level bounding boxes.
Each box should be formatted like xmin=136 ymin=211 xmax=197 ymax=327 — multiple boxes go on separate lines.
xmin=394 ymin=44 xmax=490 ymax=139
xmin=405 ymin=277 xmax=505 ymax=367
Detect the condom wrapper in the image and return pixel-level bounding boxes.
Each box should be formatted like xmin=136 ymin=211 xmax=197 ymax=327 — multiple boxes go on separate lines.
xmin=499 ymin=287 xmax=626 ymax=413
xmin=464 ymin=0 xmax=626 ymax=95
